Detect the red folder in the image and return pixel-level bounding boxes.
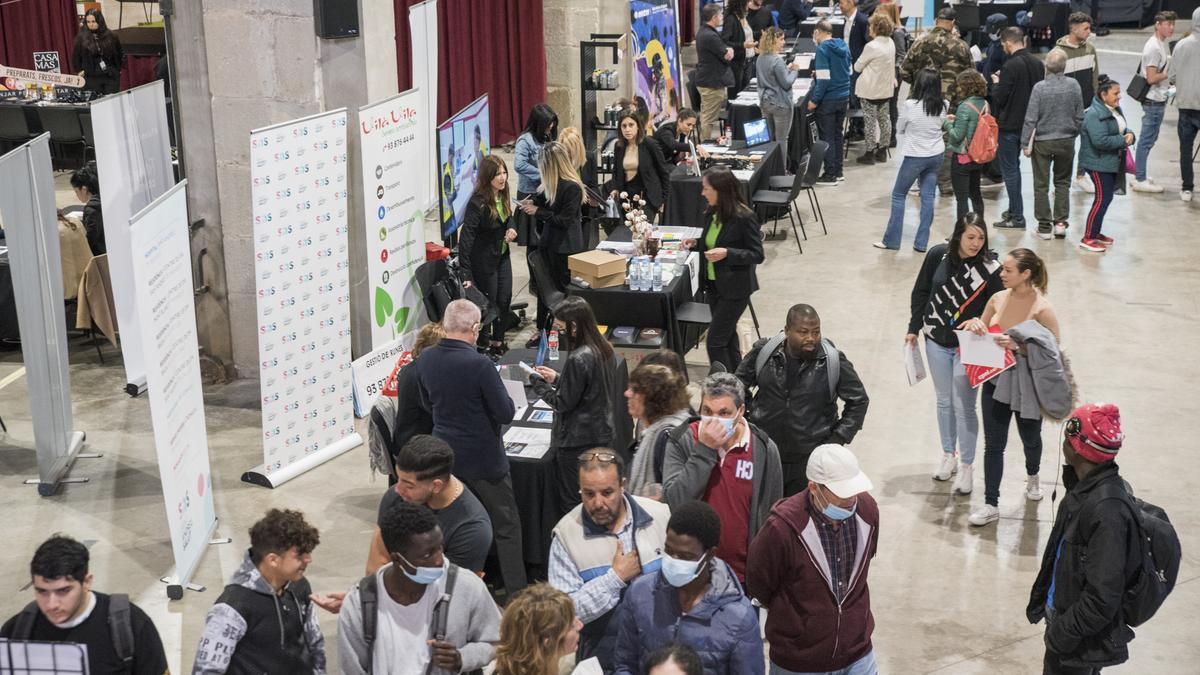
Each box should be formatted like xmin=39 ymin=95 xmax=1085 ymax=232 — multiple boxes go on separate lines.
xmin=962 ymin=326 xmax=1016 ymax=388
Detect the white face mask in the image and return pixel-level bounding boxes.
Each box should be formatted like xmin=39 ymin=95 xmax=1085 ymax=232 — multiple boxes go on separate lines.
xmin=700 ymin=415 xmax=735 ymax=437
xmin=661 ymin=553 xmax=707 ymax=588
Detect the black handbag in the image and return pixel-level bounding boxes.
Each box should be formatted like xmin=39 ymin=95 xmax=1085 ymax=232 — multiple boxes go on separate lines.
xmin=1126 ymin=62 xmax=1150 ymax=104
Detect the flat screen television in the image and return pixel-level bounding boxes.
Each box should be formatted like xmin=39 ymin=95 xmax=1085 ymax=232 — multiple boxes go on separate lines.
xmin=437 ymin=94 xmax=490 ymax=237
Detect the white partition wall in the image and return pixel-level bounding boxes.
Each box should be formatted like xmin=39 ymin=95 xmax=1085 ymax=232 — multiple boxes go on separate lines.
xmin=410 ymin=0 xmax=439 ymax=208
xmin=0 ymin=135 xmax=86 ymax=496
xmin=243 ymin=109 xmax=362 ymax=488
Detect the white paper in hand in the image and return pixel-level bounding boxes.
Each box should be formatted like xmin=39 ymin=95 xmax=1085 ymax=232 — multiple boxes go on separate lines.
xmin=955 ymin=330 xmax=1007 ymax=368
xmin=570 ymin=657 xmax=605 ymax=675
xmin=904 ymin=342 xmax=927 ymax=386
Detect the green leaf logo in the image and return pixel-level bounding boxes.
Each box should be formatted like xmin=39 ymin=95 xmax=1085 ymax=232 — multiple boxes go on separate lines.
xmin=374 ymin=287 xmax=394 ymax=328
xmin=394 ymin=306 xmax=411 ymax=334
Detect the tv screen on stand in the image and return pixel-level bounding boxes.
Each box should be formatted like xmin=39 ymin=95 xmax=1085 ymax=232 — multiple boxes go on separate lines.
xmin=437 ymin=94 xmax=490 ymax=238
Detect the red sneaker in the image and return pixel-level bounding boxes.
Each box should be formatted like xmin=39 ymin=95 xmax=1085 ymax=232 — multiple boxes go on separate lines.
xmin=1097 ymin=234 xmax=1115 ymax=245
xmin=1078 ymin=239 xmax=1107 ymax=252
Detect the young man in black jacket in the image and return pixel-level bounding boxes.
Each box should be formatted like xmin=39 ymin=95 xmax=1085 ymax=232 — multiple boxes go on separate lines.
xmin=992 ymin=27 xmax=1044 ymax=230
xmin=1027 ymin=403 xmax=1137 ymax=675
xmin=734 ymin=304 xmax=870 ymax=496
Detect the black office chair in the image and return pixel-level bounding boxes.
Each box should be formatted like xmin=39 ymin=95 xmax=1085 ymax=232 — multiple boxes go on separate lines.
xmin=36 ymin=107 xmax=88 ymax=169
xmin=0 ymin=105 xmax=35 ymax=153
xmin=79 ymin=111 xmax=96 ymax=160
xmin=686 ymin=68 xmax=701 ymax=112
xmin=527 ymin=248 xmax=568 ymax=316
xmin=778 ymin=140 xmax=829 ymax=235
xmin=751 ymin=170 xmax=807 ymax=252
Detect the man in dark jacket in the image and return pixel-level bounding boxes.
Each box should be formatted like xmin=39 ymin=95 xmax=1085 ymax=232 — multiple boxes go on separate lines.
xmin=1027 ymin=403 xmax=1138 ymax=675
xmin=735 ymin=304 xmax=869 ymax=496
xmin=747 ymin=444 xmax=880 ymax=674
xmin=778 ymin=0 xmax=810 ymax=37
xmin=992 ymin=27 xmax=1044 ymax=230
xmin=416 ymin=299 xmax=526 ymax=596
xmin=695 ymin=4 xmax=735 ymax=140
xmin=808 ymin=20 xmax=853 ymax=184
xmin=840 ymin=0 xmax=871 ymax=142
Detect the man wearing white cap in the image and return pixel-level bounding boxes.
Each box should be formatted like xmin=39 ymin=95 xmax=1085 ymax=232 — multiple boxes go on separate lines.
xmin=746 ymin=444 xmax=880 ymax=675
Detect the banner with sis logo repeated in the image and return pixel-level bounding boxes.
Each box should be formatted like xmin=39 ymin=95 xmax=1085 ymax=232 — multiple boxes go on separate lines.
xmin=245 ymin=109 xmax=363 ymax=488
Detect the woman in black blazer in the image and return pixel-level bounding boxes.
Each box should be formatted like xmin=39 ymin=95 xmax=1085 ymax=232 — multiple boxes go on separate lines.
xmin=459 ymin=155 xmax=518 ymax=354
xmin=607 ymin=111 xmax=673 ymax=222
xmin=688 ymin=166 xmax=764 ymax=371
xmin=520 ymin=142 xmax=585 ymax=327
xmin=721 ymin=0 xmax=755 ymax=95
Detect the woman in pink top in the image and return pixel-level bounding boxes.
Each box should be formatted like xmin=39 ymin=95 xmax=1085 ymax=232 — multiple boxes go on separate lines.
xmin=960 ymin=248 xmax=1060 ymax=527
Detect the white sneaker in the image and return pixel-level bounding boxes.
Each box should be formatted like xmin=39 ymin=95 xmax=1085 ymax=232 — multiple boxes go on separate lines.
xmin=1131 ymin=179 xmax=1164 ymax=193
xmin=1026 ymin=474 xmax=1044 ymax=501
xmin=953 ymin=463 xmax=974 ymax=495
xmin=968 ymin=504 xmax=1000 ymax=526
xmin=1053 ymin=222 xmax=1068 ymax=238
xmin=933 ymin=453 xmax=958 ymax=481
xmin=1073 ymin=175 xmax=1094 ymax=193
xmin=1182 ymin=190 xmax=1193 ymax=203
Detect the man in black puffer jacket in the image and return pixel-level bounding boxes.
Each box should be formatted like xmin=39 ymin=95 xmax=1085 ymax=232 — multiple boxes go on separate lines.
xmin=735 ymin=304 xmax=869 ymax=496
xmin=1027 ymin=403 xmax=1138 ymax=675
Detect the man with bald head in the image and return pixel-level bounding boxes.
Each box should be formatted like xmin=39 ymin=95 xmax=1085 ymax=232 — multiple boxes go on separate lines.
xmin=736 ymin=304 xmax=869 ymax=495
xmin=416 ymin=299 xmax=526 ymax=595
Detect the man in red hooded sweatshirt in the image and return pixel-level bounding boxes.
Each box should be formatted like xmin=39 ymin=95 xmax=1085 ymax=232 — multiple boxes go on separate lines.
xmin=746 ymin=443 xmax=879 ymax=675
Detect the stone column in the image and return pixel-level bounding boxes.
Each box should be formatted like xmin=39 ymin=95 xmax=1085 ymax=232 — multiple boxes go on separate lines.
xmin=542 ymin=0 xmax=633 ymax=130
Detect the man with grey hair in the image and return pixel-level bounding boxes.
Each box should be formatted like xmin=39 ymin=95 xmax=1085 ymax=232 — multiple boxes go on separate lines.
xmin=662 ymin=372 xmax=782 ymax=582
xmin=416 ymin=299 xmax=526 ymax=596
xmin=1021 ymin=48 xmax=1084 ymax=240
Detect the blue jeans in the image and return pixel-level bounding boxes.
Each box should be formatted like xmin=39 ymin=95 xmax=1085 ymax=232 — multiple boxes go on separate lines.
xmin=1135 ymin=100 xmax=1166 ymax=182
xmin=771 ymin=650 xmax=878 ymax=675
xmin=1178 ymin=108 xmax=1200 ymax=192
xmin=998 ymin=130 xmax=1024 ymax=218
xmin=882 ymin=154 xmax=941 ymax=250
xmin=926 ymin=340 xmax=979 ymax=464
xmin=815 ymin=97 xmax=849 ymax=177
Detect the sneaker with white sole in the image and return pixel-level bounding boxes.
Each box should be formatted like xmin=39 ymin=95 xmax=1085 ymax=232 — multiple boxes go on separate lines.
xmin=1131 ymin=179 xmax=1164 ymax=193
xmin=953 ymin=463 xmax=973 ymax=494
xmin=815 ymin=174 xmax=839 ymax=187
xmin=1079 ymin=238 xmax=1107 ymax=252
xmin=1183 ymin=190 xmax=1194 ymax=203
xmin=1025 ymin=474 xmax=1044 ymax=501
xmin=968 ymin=504 xmax=1000 ymax=526
xmin=933 ymin=453 xmax=957 ymax=481
xmin=1053 ymin=221 xmax=1068 ymax=238
xmin=1073 ymin=175 xmax=1094 ymax=193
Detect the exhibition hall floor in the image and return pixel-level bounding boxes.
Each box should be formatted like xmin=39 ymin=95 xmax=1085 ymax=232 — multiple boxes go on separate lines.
xmin=0 ymin=28 xmax=1196 ymax=674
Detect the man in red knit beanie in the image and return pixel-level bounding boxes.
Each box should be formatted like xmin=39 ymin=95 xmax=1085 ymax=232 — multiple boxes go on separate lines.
xmin=1027 ymin=403 xmax=1138 ymax=674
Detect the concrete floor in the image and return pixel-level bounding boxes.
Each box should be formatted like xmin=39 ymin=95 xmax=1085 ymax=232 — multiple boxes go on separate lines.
xmin=1 ymin=26 xmax=1198 ymax=674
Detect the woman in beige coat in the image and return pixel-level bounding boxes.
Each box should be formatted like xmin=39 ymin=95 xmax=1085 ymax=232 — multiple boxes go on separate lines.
xmin=853 ymin=12 xmax=897 ymax=164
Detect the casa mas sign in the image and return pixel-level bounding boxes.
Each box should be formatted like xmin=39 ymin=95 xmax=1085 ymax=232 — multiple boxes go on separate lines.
xmin=361 ymin=106 xmax=418 ymax=134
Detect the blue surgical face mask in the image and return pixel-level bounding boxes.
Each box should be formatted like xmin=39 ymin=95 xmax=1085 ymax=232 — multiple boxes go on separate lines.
xmin=660 ymin=553 xmax=707 ymax=588
xmin=700 ymin=415 xmax=735 ymax=437
xmin=817 ymin=487 xmax=857 ymax=521
xmin=396 ymin=554 xmax=445 ymax=585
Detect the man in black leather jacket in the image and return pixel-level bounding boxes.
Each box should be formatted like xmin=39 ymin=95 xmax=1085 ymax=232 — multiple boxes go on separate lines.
xmin=734 ymin=304 xmax=869 ymax=496
xmin=1027 ymin=403 xmax=1137 ymax=675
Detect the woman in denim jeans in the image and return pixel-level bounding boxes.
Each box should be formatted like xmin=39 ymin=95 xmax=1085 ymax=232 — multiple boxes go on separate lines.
xmin=906 ymin=214 xmax=1003 ymax=495
xmin=874 ymin=68 xmax=946 ymax=252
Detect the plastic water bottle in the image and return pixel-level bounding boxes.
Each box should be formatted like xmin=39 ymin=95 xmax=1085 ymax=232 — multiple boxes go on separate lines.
xmin=628 ymin=259 xmax=640 ymax=289
xmin=639 ymin=257 xmax=651 ymax=291
xmin=548 ymin=330 xmax=560 ymax=361
xmin=651 ymin=260 xmax=663 ymax=292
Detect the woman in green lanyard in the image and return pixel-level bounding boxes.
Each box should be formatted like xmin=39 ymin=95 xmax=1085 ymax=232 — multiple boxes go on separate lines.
xmin=685 ymin=166 xmax=765 ymax=371
xmin=460 ymin=155 xmax=519 ymax=355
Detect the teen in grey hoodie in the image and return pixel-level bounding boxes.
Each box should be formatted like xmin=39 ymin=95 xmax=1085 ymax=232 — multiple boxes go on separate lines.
xmin=1022 ymin=49 xmax=1085 ymax=239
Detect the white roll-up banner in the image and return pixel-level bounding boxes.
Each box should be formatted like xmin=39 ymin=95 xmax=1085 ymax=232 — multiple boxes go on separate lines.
xmin=128 ymin=181 xmax=218 ymax=585
xmin=243 ymin=109 xmax=362 ymax=488
xmin=91 ymin=80 xmax=176 ymax=395
xmin=410 ymin=0 xmax=439 ymax=209
xmin=0 ymin=135 xmax=85 ymax=496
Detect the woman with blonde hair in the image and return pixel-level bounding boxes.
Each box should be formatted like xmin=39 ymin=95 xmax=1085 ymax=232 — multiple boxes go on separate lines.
xmin=494 ymin=583 xmax=583 ymax=675
xmin=557 ymin=126 xmax=588 ymax=172
xmin=853 ymin=12 xmax=897 ymax=164
xmin=520 ymin=142 xmax=585 ymax=330
xmin=755 ymin=26 xmax=801 ymax=165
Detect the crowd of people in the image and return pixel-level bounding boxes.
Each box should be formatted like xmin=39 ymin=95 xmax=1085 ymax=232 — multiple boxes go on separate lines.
xmin=1 ymin=3 xmax=1190 ymax=675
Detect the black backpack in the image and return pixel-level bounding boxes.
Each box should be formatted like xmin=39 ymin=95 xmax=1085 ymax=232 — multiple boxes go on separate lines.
xmin=1089 ymin=482 xmax=1182 ymax=627
xmin=10 ymin=593 xmax=135 ymax=673
xmin=359 ymin=565 xmax=460 ymax=674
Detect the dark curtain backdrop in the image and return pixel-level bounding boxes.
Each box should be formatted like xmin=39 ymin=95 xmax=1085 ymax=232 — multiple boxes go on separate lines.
xmin=679 ymin=0 xmax=696 ymax=44
xmin=394 ymin=0 xmax=547 ymax=145
xmin=0 ymin=0 xmax=79 ymax=72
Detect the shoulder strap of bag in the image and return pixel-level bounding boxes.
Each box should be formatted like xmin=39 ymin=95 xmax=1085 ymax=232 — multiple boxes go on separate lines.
xmin=424 ymin=566 xmax=460 ymax=675
xmin=358 ymin=575 xmax=378 ymax=672
xmin=754 ymin=332 xmax=788 ymax=381
xmin=10 ymin=602 xmax=40 ymax=640
xmin=107 ymin=593 xmax=135 ymax=672
xmin=821 ymin=338 xmax=840 ymax=400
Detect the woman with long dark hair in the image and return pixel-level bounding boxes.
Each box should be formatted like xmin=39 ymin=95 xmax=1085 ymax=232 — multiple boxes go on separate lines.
xmin=73 ymin=9 xmax=123 ymax=96
xmin=530 ymin=296 xmax=616 ymax=516
xmin=70 ymin=162 xmax=104 ymax=255
xmin=721 ymin=0 xmax=755 ymax=95
xmin=607 ymin=111 xmax=672 ymax=222
xmin=944 ymin=69 xmax=991 ymax=221
xmin=516 ymin=104 xmax=559 ymax=344
xmin=906 ymin=213 xmax=1002 ymax=495
xmin=458 ymin=155 xmax=517 ymax=354
xmin=685 ymin=166 xmax=764 ymax=371
xmin=875 ymin=68 xmax=947 ymax=251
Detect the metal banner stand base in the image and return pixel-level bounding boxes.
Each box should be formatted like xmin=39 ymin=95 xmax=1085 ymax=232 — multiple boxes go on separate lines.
xmin=125 ymin=378 xmax=148 ymax=397
xmin=241 ymin=433 xmax=362 ymax=489
xmin=22 ymin=432 xmax=90 ymax=496
xmin=160 ymin=519 xmax=231 ymax=600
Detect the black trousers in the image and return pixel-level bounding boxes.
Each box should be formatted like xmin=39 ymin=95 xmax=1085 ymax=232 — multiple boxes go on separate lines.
xmin=476 ymin=254 xmax=513 ymax=342
xmin=554 ymin=444 xmax=593 ymax=518
xmin=706 ymin=285 xmax=750 ymax=372
xmin=463 ymin=475 xmax=528 ymax=596
xmin=981 ymin=381 xmax=1043 ymax=507
xmin=1043 ymin=649 xmax=1100 ymax=675
xmin=952 ymin=158 xmax=986 ymax=221
xmin=781 ymin=453 xmax=816 ymax=497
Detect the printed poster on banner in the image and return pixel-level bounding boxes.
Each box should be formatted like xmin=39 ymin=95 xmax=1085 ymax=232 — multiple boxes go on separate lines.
xmin=249 ymin=109 xmax=360 ymax=485
xmin=631 ymin=0 xmax=683 ymax=126
xmin=359 ymin=89 xmax=428 ymax=350
xmin=350 ymin=336 xmax=412 ymax=417
xmin=128 ymin=182 xmax=217 ymax=585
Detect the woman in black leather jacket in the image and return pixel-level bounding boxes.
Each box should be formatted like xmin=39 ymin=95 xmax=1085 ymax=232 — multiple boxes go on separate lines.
xmin=459 ymin=155 xmax=518 ymax=354
xmin=531 ymin=296 xmax=616 ymax=517
xmin=607 ymin=111 xmax=672 ymax=222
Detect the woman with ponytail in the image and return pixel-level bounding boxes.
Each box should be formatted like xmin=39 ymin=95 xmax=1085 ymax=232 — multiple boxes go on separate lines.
xmin=961 ymin=248 xmax=1061 ymax=527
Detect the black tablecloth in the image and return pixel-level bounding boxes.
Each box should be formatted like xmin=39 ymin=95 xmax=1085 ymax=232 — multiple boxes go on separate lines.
xmin=0 ymin=251 xmax=17 ymax=342
xmin=573 ymin=266 xmax=695 ymax=356
xmin=729 ymin=98 xmax=811 ymax=170
xmin=663 ymin=141 xmax=784 ymax=230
